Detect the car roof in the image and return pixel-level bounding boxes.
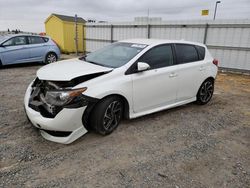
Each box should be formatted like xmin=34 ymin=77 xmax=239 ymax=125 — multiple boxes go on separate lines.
xmin=1 ymin=33 xmax=48 ymax=38
xmin=0 ymin=34 xmax=50 ymax=43
xmin=120 ymin=38 xmax=206 ymax=47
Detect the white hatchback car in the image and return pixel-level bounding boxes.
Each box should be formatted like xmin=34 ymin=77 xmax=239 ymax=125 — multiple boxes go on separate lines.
xmin=24 ymin=39 xmax=218 ymax=144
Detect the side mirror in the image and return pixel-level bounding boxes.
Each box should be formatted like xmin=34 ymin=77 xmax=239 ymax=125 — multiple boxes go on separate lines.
xmin=137 ymin=62 xmax=150 ymax=72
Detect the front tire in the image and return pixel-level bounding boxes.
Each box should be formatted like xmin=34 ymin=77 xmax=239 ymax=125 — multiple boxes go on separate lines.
xmin=196 ymin=79 xmax=214 ymax=105
xmin=90 ymin=96 xmax=123 ymax=135
xmin=45 ymin=52 xmax=57 ymax=64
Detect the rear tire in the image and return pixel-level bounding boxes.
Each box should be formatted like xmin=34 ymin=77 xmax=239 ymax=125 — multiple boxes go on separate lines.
xmin=45 ymin=52 xmax=57 ymax=64
xmin=90 ymin=96 xmax=123 ymax=135
xmin=196 ymin=79 xmax=214 ymax=105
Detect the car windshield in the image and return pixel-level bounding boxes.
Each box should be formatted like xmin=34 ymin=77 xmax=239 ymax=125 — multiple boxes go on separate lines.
xmin=82 ymin=42 xmax=147 ymax=68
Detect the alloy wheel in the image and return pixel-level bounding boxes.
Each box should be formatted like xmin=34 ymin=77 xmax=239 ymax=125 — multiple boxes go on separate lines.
xmin=103 ymin=101 xmax=122 ymax=131
xmin=47 ymin=53 xmax=57 ymax=63
xmin=199 ymin=80 xmax=214 ymax=103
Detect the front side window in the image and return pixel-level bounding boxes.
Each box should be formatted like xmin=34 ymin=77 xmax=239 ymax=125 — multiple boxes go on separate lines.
xmin=28 ymin=36 xmax=46 ymax=44
xmin=138 ymin=45 xmax=174 ymax=69
xmin=175 ymin=44 xmax=199 ymax=64
xmin=3 ymin=36 xmax=27 ymax=46
xmin=84 ymin=42 xmax=147 ymax=68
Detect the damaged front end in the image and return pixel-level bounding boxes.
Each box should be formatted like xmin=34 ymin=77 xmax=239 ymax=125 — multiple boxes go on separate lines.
xmin=28 ymin=77 xmax=98 ymax=119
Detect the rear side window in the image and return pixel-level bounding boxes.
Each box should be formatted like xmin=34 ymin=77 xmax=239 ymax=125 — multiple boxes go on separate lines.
xmin=28 ymin=36 xmax=46 ymax=44
xmin=195 ymin=45 xmax=206 ymax=60
xmin=42 ymin=37 xmax=49 ymax=42
xmin=138 ymin=45 xmax=174 ymax=69
xmin=175 ymin=44 xmax=199 ymax=64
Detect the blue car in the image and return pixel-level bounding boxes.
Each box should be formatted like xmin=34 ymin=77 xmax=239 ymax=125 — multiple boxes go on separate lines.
xmin=0 ymin=34 xmax=60 ymax=66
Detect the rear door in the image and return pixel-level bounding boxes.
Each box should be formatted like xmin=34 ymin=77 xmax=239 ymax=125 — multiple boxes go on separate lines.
xmin=0 ymin=36 xmax=30 ymax=65
xmin=27 ymin=36 xmax=48 ymax=62
xmin=131 ymin=44 xmax=178 ymax=113
xmin=174 ymin=44 xmax=207 ymax=101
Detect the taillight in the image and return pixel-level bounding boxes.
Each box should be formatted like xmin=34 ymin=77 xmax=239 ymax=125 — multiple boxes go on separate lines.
xmin=213 ymin=59 xmax=218 ymax=66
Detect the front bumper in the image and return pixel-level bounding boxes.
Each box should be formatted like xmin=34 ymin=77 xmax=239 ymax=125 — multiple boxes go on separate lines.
xmin=24 ymin=83 xmax=88 ymax=144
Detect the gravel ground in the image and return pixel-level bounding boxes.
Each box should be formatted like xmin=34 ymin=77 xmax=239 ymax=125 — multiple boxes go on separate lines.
xmin=0 ymin=63 xmax=249 ymax=188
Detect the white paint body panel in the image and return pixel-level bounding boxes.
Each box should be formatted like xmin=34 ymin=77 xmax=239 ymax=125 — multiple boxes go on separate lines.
xmin=131 ymin=66 xmax=178 ymax=113
xmin=37 ymin=58 xmax=112 ymax=81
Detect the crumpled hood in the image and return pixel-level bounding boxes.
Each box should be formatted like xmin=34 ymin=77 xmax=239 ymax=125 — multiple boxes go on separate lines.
xmin=37 ymin=58 xmax=113 ymax=81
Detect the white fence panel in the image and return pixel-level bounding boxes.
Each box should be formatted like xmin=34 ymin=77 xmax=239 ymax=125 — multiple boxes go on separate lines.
xmin=150 ymin=26 xmax=205 ymax=43
xmin=209 ymin=49 xmax=250 ymax=70
xmin=206 ymin=27 xmax=250 ymax=47
xmin=85 ymin=40 xmax=110 ymax=52
xmin=113 ymin=26 xmax=147 ymax=41
xmin=84 ymin=20 xmax=250 ymax=71
xmin=86 ymin=27 xmax=111 ymax=40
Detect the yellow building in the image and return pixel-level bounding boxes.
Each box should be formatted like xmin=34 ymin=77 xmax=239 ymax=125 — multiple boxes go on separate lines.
xmin=45 ymin=14 xmax=86 ymax=53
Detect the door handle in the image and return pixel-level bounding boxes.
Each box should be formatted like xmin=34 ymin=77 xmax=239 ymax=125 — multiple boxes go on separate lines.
xmin=169 ymin=72 xmax=177 ymax=78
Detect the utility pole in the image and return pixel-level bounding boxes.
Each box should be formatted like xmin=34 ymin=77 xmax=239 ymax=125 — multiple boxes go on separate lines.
xmin=213 ymin=1 xmax=221 ymax=20
xmin=74 ymin=14 xmax=78 ymax=56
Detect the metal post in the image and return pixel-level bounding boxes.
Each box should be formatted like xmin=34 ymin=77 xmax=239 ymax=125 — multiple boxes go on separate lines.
xmin=203 ymin=24 xmax=209 ymax=44
xmin=147 ymin=24 xmax=151 ymax=39
xmin=82 ymin=25 xmax=85 ymax=55
xmin=74 ymin=14 xmax=78 ymax=56
xmin=110 ymin=24 xmax=114 ymax=43
xmin=213 ymin=1 xmax=221 ymax=20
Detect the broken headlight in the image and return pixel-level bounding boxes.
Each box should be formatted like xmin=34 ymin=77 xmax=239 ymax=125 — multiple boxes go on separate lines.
xmin=44 ymin=87 xmax=87 ymax=106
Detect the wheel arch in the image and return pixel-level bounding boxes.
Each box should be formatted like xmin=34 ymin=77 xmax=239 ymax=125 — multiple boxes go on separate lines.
xmin=196 ymin=76 xmax=215 ymax=98
xmin=101 ymin=94 xmax=130 ymax=119
xmin=204 ymin=76 xmax=215 ymax=84
xmin=82 ymin=93 xmax=130 ymax=131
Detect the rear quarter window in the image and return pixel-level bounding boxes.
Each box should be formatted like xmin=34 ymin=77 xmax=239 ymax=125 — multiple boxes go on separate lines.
xmin=175 ymin=44 xmax=199 ymax=64
xmin=42 ymin=37 xmax=49 ymax=42
xmin=195 ymin=45 xmax=206 ymax=60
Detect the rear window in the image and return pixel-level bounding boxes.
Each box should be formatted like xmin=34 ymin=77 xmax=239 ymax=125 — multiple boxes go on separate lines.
xmin=195 ymin=45 xmax=206 ymax=60
xmin=175 ymin=44 xmax=199 ymax=64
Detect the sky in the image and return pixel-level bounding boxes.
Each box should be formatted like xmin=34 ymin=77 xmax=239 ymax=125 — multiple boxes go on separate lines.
xmin=0 ymin=0 xmax=250 ymax=32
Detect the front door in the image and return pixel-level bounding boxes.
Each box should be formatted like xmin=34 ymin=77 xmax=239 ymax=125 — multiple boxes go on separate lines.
xmin=1 ymin=36 xmax=30 ymax=65
xmin=131 ymin=44 xmax=178 ymax=113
